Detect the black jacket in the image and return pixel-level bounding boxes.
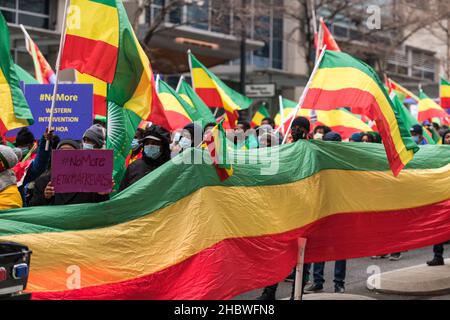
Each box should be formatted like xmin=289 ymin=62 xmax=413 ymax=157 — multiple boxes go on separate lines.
xmin=119 ymin=155 xmax=169 ymax=192
xmin=30 ymin=173 xmax=109 ymax=206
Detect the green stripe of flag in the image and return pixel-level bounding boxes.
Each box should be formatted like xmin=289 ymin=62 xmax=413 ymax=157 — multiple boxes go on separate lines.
xmin=0 ymin=12 xmax=34 ymax=125
xmin=90 ymin=0 xmax=117 ymax=7
xmin=178 ymin=80 xmax=216 ymax=126
xmin=0 ymin=141 xmax=448 ymax=237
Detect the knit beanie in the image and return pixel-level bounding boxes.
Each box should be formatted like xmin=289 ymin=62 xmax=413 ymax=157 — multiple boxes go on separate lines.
xmin=83 ymin=124 xmax=106 ymax=148
xmin=0 ymin=145 xmax=19 ymax=173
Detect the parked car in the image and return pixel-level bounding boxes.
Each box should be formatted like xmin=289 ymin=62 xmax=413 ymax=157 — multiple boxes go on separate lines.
xmin=0 ymin=242 xmax=32 ymax=300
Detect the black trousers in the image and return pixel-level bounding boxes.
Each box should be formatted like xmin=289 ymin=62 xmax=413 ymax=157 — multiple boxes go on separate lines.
xmin=433 ymin=243 xmax=445 ymax=258
xmin=264 ymin=264 xmax=311 ymax=298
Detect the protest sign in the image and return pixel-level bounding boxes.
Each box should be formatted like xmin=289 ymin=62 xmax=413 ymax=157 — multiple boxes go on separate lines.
xmin=7 ymin=84 xmax=93 ymax=140
xmin=51 ymin=149 xmax=113 ymax=194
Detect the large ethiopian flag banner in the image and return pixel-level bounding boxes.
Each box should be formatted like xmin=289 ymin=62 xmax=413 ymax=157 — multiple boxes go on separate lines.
xmin=0 ymin=142 xmax=449 ymax=299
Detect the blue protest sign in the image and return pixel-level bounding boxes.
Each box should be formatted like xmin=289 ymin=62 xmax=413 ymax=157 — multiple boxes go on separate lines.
xmin=7 ymin=84 xmax=93 ymax=140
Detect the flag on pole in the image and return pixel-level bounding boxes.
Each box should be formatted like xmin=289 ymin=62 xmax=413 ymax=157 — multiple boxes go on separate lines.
xmin=386 ymin=78 xmax=419 ymax=103
xmin=21 ymin=25 xmax=56 ymax=84
xmin=157 ymin=79 xmax=201 ymax=130
xmin=76 ymin=71 xmax=107 ymax=118
xmin=0 ymin=13 xmax=34 ymax=135
xmin=61 ymin=0 xmax=164 ymax=189
xmin=189 ymin=52 xmax=253 ymax=128
xmin=276 ymin=98 xmax=372 ymax=140
xmin=440 ymin=78 xmax=450 ymax=110
xmin=60 ymin=0 xmax=119 ymax=84
xmin=205 ymin=121 xmax=233 ymax=181
xmin=14 ymin=64 xmax=39 ymax=85
xmin=418 ymin=90 xmax=449 ymax=122
xmin=318 ymin=18 xmax=341 ymax=52
xmin=251 ymin=105 xmax=270 ymax=127
xmin=177 ymin=80 xmax=216 ymax=126
xmin=302 ymin=50 xmax=419 ymax=176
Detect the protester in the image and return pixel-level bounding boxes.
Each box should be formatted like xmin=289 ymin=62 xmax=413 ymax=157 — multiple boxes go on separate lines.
xmin=442 ymin=129 xmax=450 ymax=145
xmin=180 ymin=123 xmax=203 ymax=150
xmin=127 ymin=128 xmax=145 ymax=166
xmin=119 ymin=125 xmax=171 ymax=191
xmin=426 ymin=129 xmax=450 ymax=267
xmin=360 ymin=132 xmax=375 ymax=143
xmin=323 ymin=131 xmax=342 ymax=142
xmin=203 ymin=122 xmax=217 ymax=141
xmin=0 ymin=145 xmax=22 ymax=210
xmin=234 ymin=120 xmax=258 ymax=149
xmin=313 ymin=125 xmax=332 ymax=140
xmin=257 ymin=117 xmax=312 ymax=301
xmin=13 ymin=128 xmax=54 ymax=205
xmin=30 ymin=139 xmax=112 ymax=206
xmin=410 ymin=124 xmax=427 ymax=145
xmin=261 ymin=117 xmax=276 ymax=129
xmin=349 ymin=132 xmax=362 ymax=142
xmin=291 ymin=117 xmax=311 ymax=141
xmin=82 ymin=124 xmax=106 ymax=149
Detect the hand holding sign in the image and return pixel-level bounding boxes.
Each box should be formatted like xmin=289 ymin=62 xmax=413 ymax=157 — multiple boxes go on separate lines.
xmin=51 ymin=149 xmax=114 ymax=194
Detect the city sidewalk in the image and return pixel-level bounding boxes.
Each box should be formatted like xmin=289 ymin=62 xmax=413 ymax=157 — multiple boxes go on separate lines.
xmin=367 ymin=259 xmax=450 ymax=296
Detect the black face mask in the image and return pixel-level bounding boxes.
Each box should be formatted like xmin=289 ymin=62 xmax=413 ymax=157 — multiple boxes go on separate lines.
xmin=292 ymin=128 xmax=306 ymax=141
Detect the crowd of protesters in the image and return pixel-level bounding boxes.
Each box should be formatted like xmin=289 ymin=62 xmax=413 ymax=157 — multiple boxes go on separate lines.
xmin=0 ymin=112 xmax=449 ymax=300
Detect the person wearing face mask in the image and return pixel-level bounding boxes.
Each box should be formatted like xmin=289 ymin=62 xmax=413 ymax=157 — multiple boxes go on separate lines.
xmin=178 ymin=123 xmax=203 ymax=152
xmin=313 ymin=125 xmax=331 ymax=140
xmin=119 ymin=125 xmax=171 ymax=192
xmin=410 ymin=125 xmax=427 ymax=145
xmin=126 ymin=128 xmax=145 ymax=166
xmin=82 ymin=124 xmax=106 ymax=150
xmin=13 ymin=128 xmax=54 ymax=205
xmin=30 ymin=139 xmax=111 ymax=206
xmin=290 ymin=117 xmax=311 ymax=142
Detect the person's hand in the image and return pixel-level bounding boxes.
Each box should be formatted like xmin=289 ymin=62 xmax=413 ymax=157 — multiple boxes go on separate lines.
xmin=44 ymin=128 xmax=54 ymax=142
xmin=44 ymin=181 xmax=55 ymax=199
xmin=98 ymin=180 xmax=115 ymax=195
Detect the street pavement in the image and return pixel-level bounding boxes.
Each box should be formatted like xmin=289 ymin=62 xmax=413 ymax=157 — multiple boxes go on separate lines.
xmin=234 ymin=245 xmax=450 ymax=300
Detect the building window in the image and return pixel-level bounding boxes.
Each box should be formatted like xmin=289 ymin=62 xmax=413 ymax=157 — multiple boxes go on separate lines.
xmin=0 ymin=0 xmax=53 ymax=30
xmin=387 ymin=48 xmax=436 ymax=81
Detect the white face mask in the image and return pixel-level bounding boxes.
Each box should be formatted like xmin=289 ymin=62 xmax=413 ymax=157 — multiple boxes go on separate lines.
xmin=314 ymin=133 xmax=324 ymax=140
xmin=179 ymin=137 xmax=192 ymax=149
xmin=83 ymin=143 xmax=94 ymax=150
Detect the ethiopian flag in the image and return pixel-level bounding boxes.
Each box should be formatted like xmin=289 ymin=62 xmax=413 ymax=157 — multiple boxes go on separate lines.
xmin=177 ymin=79 xmax=216 ymax=126
xmin=0 ymin=13 xmax=34 ymax=135
xmin=440 ymin=78 xmax=450 ymax=110
xmin=61 ymin=0 xmax=119 ymax=83
xmin=0 ymin=142 xmax=448 ymax=299
xmin=386 ymin=78 xmax=419 ymax=104
xmin=157 ymin=79 xmax=201 ymax=130
xmin=205 ymin=121 xmax=234 ymax=181
xmin=303 ymin=50 xmax=418 ymax=176
xmin=189 ymin=52 xmax=253 ymax=127
xmin=418 ymin=90 xmax=449 ymax=122
xmin=251 ymin=105 xmax=270 ymax=127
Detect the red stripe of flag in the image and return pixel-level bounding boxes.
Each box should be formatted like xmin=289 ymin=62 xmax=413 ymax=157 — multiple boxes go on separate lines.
xmin=61 ymin=34 xmax=118 ymax=84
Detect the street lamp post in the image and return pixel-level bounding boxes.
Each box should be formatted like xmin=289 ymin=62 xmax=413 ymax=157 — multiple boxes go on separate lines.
xmin=240 ymin=0 xmax=247 ymax=95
